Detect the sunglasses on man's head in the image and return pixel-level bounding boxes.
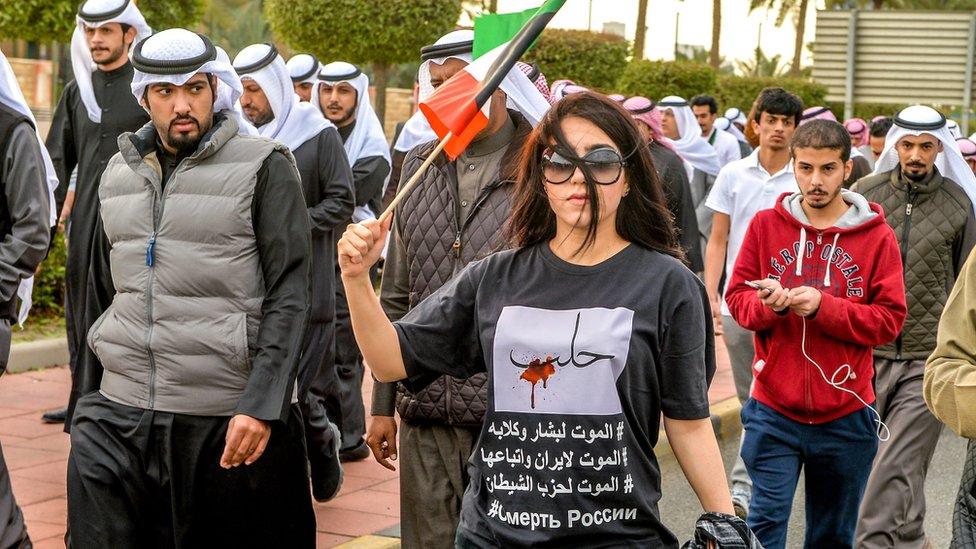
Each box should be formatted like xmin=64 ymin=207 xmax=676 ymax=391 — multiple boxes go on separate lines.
xmin=541 ymin=147 xmax=628 ymax=185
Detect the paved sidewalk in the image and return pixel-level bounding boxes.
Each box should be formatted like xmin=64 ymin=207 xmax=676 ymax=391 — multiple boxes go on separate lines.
xmin=0 ymin=336 xmax=737 ymax=548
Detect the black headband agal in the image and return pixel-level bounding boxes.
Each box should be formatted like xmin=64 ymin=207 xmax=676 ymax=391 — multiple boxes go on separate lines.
xmin=628 ymin=101 xmax=656 ymax=115
xmin=894 ymin=110 xmax=948 ymax=132
xmin=319 ymin=64 xmax=361 ymax=82
xmin=658 ymin=99 xmax=688 ymax=108
xmin=78 ymin=0 xmax=130 ymax=23
xmin=233 ymin=43 xmax=279 ymax=75
xmin=290 ymin=54 xmax=319 ymax=83
xmin=420 ymin=40 xmax=474 ymax=61
xmin=802 ymin=106 xmax=832 ymax=120
xmin=526 ymin=63 xmax=541 ymax=82
xmin=132 ymin=32 xmax=217 ymax=76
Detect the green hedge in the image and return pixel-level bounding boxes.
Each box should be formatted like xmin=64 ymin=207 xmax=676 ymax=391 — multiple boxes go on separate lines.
xmin=525 ymin=29 xmax=630 ymax=91
xmin=31 ymin=235 xmax=66 ymax=318
xmin=616 ymin=60 xmax=718 ymax=102
xmin=717 ymin=75 xmax=828 ymax=113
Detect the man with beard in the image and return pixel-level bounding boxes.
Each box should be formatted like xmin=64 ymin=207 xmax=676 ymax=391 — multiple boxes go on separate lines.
xmin=659 ymin=96 xmax=722 ymax=254
xmin=0 ymin=51 xmax=56 ymax=549
xmin=726 ymin=118 xmax=906 ymax=549
xmin=42 ymin=0 xmax=152 ymax=427
xmin=67 ymin=29 xmax=315 ymax=546
xmin=852 ymin=105 xmax=976 ymax=549
xmin=692 ymin=94 xmax=742 ymax=167
xmin=703 ymin=87 xmax=804 ymax=518
xmin=287 ymin=53 xmax=320 ymax=102
xmin=234 ymin=43 xmax=354 ymax=500
xmin=367 ymin=29 xmax=551 ymax=548
xmin=311 ymin=61 xmax=391 ymax=461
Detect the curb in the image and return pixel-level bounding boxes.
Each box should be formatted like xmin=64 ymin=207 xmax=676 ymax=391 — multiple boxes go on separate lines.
xmin=8 ymin=337 xmax=68 ymax=374
xmin=334 ymin=535 xmax=400 ymax=549
xmin=652 ymin=396 xmax=743 ymax=460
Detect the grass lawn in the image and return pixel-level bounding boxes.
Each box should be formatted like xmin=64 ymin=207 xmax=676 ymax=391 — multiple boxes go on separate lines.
xmin=12 ymin=314 xmax=66 ymax=343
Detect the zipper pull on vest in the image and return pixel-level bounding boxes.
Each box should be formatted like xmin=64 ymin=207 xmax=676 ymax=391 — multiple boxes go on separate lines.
xmin=146 ymin=232 xmax=157 ymax=267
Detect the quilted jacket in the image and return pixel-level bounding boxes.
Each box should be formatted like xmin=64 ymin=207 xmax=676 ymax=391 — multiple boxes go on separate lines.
xmin=386 ymin=113 xmax=529 ymax=426
xmin=852 ymin=166 xmax=975 ymax=360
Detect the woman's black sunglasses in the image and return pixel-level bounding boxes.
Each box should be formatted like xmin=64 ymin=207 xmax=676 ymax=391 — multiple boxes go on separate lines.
xmin=542 ymin=146 xmax=630 ymax=185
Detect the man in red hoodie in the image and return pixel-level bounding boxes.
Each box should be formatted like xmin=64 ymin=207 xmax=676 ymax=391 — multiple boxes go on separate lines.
xmin=726 ymin=119 xmax=907 ymax=549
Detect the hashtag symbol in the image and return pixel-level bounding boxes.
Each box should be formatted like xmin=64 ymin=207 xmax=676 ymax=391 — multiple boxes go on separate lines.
xmin=623 ymin=474 xmax=633 ymax=494
xmin=488 ymin=499 xmax=501 ymax=517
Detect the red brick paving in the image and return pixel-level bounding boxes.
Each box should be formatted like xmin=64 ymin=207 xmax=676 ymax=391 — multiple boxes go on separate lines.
xmin=0 ymin=337 xmax=736 ymax=548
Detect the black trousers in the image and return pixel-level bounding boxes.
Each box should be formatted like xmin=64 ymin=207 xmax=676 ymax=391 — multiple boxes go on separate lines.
xmin=66 ymin=393 xmax=315 ymax=548
xmin=328 ymin=279 xmax=366 ymax=452
xmin=0 ymin=440 xmax=30 ymax=549
xmin=298 ymin=320 xmax=340 ymax=476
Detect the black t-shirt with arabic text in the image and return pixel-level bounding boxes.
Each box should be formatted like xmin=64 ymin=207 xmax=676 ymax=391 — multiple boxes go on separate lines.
xmin=396 ymin=242 xmax=714 ymax=548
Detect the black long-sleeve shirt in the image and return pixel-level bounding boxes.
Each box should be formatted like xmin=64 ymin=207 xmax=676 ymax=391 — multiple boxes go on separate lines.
xmin=0 ymin=121 xmax=51 ymax=317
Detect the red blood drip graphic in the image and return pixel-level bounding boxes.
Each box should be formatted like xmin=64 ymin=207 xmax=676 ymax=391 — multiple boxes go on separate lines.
xmin=520 ymin=356 xmax=556 ymax=409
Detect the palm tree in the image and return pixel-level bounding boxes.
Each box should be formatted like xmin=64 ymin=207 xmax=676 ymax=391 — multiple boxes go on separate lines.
xmin=635 ymin=0 xmax=649 ymax=60
xmin=710 ymin=0 xmax=722 ymax=68
xmin=735 ymin=46 xmax=790 ymax=77
xmin=748 ymin=0 xmax=809 ymax=75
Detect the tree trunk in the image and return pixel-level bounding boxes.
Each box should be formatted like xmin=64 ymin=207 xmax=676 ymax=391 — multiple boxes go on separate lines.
xmin=634 ymin=0 xmax=649 ymax=60
xmin=373 ymin=62 xmax=389 ymax=132
xmin=709 ymin=0 xmax=722 ymax=68
xmin=488 ymin=0 xmax=498 ymax=12
xmin=872 ymin=0 xmax=883 ymax=8
xmin=790 ymin=0 xmax=809 ymax=75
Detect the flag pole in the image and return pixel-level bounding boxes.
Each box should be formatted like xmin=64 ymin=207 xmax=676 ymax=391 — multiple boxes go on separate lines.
xmin=379 ymin=131 xmax=453 ymax=222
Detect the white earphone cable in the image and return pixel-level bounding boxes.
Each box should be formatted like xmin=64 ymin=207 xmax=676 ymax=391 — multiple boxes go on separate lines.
xmin=800 ymin=316 xmax=890 ymax=441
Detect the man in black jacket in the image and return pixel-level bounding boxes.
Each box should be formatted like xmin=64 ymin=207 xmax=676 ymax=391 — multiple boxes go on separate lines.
xmin=234 ymin=42 xmax=356 ymax=501
xmin=0 ymin=51 xmax=55 ymax=549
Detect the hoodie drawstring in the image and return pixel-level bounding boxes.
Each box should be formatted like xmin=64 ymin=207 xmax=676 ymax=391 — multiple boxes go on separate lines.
xmin=796 ymin=226 xmax=840 ymax=287
xmin=796 ymin=227 xmax=806 ymax=276
xmin=824 ymin=233 xmax=840 ymax=287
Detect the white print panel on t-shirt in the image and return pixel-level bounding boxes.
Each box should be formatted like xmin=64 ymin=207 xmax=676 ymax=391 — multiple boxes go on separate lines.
xmin=492 ymin=306 xmax=634 ymax=415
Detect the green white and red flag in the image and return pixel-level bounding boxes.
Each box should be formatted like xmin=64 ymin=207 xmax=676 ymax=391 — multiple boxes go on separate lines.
xmin=418 ymin=0 xmax=566 ymax=159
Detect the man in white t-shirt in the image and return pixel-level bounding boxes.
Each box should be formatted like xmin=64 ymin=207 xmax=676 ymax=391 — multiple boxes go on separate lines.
xmin=703 ymin=87 xmax=804 ymax=518
xmin=692 ymin=94 xmax=742 ymax=167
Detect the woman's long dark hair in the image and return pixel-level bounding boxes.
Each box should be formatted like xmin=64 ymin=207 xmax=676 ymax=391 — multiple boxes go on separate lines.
xmin=507 ymin=92 xmax=684 ymax=261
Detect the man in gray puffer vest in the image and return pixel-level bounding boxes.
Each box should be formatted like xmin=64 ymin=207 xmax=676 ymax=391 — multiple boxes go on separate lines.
xmin=852 ymin=105 xmax=976 ymax=549
xmin=66 ymin=29 xmax=315 ymax=547
xmin=366 ymin=29 xmax=550 ymax=549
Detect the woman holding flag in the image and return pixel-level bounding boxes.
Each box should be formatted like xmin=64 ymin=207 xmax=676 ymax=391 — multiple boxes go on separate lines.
xmin=340 ymin=92 xmax=746 ymax=546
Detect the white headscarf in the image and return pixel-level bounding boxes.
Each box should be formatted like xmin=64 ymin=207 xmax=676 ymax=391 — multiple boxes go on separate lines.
xmin=393 ymin=29 xmax=551 ymax=153
xmin=313 ymin=62 xmax=390 ymax=222
xmin=714 ymin=116 xmax=747 ymax=142
xmin=659 ymin=95 xmax=722 ymax=177
xmin=131 ymin=29 xmax=254 ymax=136
xmin=313 ymin=62 xmax=389 ymax=164
xmin=948 ymin=119 xmax=963 ymax=139
xmin=215 ymin=46 xmax=259 ymax=136
xmin=873 ymin=105 xmax=976 ymax=208
xmin=233 ymin=44 xmax=331 ymax=151
xmin=0 ymin=52 xmax=59 ymax=325
xmin=286 ymin=54 xmax=320 ymax=86
xmin=71 ymin=0 xmax=152 ymax=123
xmin=724 ymin=107 xmax=747 ymax=128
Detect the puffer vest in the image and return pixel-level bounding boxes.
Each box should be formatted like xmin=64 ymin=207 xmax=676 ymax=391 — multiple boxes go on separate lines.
xmin=393 ymin=114 xmax=527 ymax=426
xmin=89 ymin=117 xmax=292 ymax=415
xmin=854 ymin=167 xmax=972 ymax=360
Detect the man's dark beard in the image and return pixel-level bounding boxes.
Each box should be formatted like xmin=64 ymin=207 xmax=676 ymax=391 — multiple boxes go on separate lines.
xmin=91 ymin=42 xmax=126 ymax=68
xmin=164 ymin=114 xmax=210 ymax=156
xmin=903 ymin=162 xmax=930 ymax=182
xmin=248 ymin=108 xmax=274 ymax=128
xmin=326 ymin=104 xmax=356 ymax=127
